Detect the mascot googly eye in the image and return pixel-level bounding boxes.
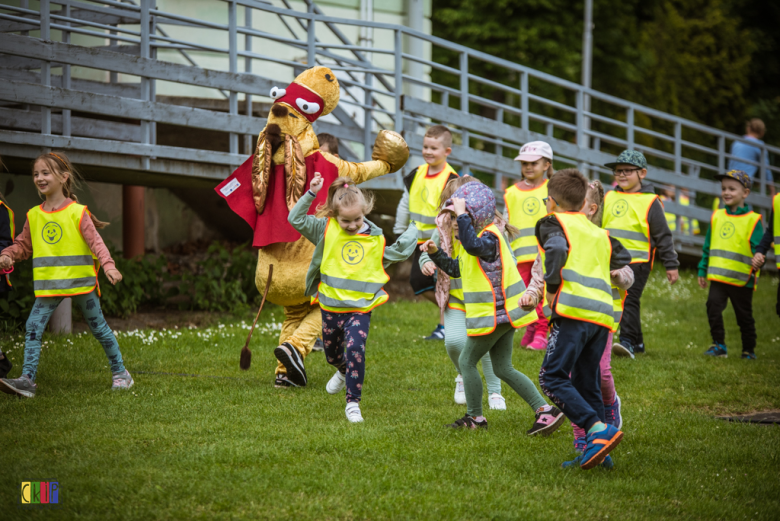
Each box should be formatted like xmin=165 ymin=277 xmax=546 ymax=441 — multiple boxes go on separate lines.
xmin=296 ymin=98 xmax=321 ymax=115
xmin=270 ymin=86 xmax=286 ymax=100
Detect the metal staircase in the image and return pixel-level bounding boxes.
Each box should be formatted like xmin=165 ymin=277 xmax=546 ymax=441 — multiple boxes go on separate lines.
xmin=0 ymin=0 xmax=777 ymax=258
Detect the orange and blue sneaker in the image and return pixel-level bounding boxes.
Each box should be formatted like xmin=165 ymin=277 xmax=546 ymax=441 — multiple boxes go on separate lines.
xmin=562 ymin=454 xmax=614 ymax=470
xmin=704 ymin=343 xmax=728 ymax=358
xmin=580 ymin=424 xmax=623 ymax=470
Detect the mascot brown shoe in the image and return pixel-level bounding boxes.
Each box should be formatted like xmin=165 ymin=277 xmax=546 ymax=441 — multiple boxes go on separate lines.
xmin=217 ymin=66 xmax=409 ymax=387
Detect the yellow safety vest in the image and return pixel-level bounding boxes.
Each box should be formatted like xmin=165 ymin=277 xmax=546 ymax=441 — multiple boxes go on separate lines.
xmin=504 ymin=180 xmax=547 ymax=262
xmin=773 ymin=194 xmax=779 ymax=257
xmin=28 ymin=202 xmax=98 ymax=298
xmin=1 ymin=201 xmax=14 ymax=287
xmin=548 ymin=212 xmax=614 ymax=330
xmin=409 ymin=163 xmax=457 ymax=243
xmin=603 ymin=191 xmax=658 ymax=264
xmin=448 ymin=239 xmax=466 ymax=312
xmin=707 ymin=209 xmax=762 ymax=287
xmin=662 ymin=195 xmax=700 ymax=235
xmin=461 ymin=223 xmax=537 ymax=336
xmin=315 ymin=218 xmax=390 ymax=313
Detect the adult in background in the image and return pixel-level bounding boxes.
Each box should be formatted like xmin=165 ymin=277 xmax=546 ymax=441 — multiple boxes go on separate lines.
xmin=728 ymin=118 xmax=775 ymax=196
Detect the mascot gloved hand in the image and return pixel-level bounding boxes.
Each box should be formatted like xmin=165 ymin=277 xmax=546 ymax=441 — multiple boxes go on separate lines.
xmin=217 ymin=66 xmax=409 ymax=388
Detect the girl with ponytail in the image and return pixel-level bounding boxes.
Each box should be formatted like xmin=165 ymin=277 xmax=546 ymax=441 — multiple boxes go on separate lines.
xmin=0 ymin=151 xmax=133 ymax=398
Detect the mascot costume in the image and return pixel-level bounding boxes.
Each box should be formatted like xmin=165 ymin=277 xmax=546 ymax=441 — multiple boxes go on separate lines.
xmin=216 ymin=66 xmax=409 ymax=387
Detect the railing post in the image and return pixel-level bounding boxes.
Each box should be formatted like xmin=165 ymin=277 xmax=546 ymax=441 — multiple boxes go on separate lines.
xmin=760 ymin=146 xmax=768 ymax=196
xmin=460 ymin=51 xmax=470 ymax=176
xmin=520 ymin=71 xmax=529 ymax=132
xmin=364 ymin=73 xmax=373 ymax=161
xmin=62 ymin=2 xmax=71 ymax=137
xmin=626 ymin=106 xmax=635 ymax=149
xmin=40 ymin=0 xmax=51 ymax=136
xmin=576 ymin=89 xmax=586 ymax=173
xmin=140 ymin=0 xmax=151 ymax=170
xmin=228 ymin=1 xmax=238 ymax=155
xmin=394 ymin=28 xmax=403 ymax=134
xmin=717 ymin=135 xmax=725 ymax=173
xmin=244 ymin=5 xmax=253 ymax=155
xmin=674 ymin=121 xmax=682 ymax=174
xmin=307 ymin=1 xmax=316 ymax=67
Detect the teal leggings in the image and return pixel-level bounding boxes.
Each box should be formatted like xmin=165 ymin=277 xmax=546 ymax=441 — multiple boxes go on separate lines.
xmin=444 ymin=307 xmax=501 ymax=395
xmin=459 ymin=323 xmax=547 ymax=417
xmin=23 ymin=290 xmax=125 ymax=381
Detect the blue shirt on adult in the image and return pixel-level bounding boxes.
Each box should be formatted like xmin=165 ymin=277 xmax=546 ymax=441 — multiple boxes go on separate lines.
xmin=728 ymin=135 xmax=773 ymax=184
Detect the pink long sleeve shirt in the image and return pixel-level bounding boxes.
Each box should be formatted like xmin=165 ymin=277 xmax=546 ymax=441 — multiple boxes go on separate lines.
xmin=1 ymin=199 xmax=116 ymax=272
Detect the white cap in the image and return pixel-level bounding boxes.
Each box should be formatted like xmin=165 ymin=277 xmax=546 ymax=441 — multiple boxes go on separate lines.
xmin=514 ymin=141 xmax=553 ymax=162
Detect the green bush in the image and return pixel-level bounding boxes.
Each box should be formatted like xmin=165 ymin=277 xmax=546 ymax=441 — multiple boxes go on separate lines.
xmin=0 ymin=260 xmax=35 ymax=331
xmin=98 ymin=252 xmax=171 ymax=318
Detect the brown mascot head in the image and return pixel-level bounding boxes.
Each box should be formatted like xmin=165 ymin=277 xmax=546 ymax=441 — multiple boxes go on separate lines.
xmin=264 ymin=66 xmax=340 ymax=156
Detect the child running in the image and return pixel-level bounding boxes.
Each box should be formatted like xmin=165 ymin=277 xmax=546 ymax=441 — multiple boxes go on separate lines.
xmin=698 ymin=170 xmax=764 ymax=359
xmin=602 ymin=150 xmax=679 ymax=358
xmin=0 ymin=152 xmax=133 ymax=398
xmin=0 ymin=172 xmax=14 ymax=378
xmin=535 ymin=169 xmax=631 ymax=469
xmin=394 ymin=125 xmax=459 ymax=340
xmin=521 ymin=179 xmax=634 ymax=457
xmin=288 ymin=172 xmax=417 ymax=422
xmin=421 ymin=180 xmax=564 ymax=433
xmin=419 ymin=176 xmax=507 ymax=409
xmin=504 ymin=141 xmax=554 ymax=350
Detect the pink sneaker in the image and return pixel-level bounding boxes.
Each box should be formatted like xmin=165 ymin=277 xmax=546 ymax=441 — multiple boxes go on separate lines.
xmin=527 ymin=330 xmax=548 ymax=351
xmin=520 ymin=323 xmax=536 ymax=347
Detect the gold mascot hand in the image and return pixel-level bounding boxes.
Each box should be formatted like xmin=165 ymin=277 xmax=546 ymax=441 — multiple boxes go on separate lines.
xmin=372 ymin=130 xmax=409 ymax=174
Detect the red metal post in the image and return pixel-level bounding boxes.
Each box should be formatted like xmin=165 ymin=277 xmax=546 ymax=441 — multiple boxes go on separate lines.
xmin=122 ymin=185 xmax=145 ymax=259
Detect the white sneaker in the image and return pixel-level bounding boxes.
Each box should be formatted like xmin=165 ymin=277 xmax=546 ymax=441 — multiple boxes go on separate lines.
xmin=345 ymin=402 xmax=363 ymax=423
xmin=326 ymin=370 xmax=346 ymax=394
xmin=454 ymin=375 xmax=466 ymax=404
xmin=489 ymin=393 xmax=506 ymax=410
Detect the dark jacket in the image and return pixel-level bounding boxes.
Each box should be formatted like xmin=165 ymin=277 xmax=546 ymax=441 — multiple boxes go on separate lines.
xmin=0 ymin=203 xmax=12 ymax=293
xmin=613 ymin=182 xmax=679 ymax=270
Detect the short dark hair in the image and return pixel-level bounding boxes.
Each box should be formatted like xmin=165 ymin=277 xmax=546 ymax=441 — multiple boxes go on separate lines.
xmin=317 ymin=133 xmax=339 ymax=155
xmin=424 ymin=125 xmax=452 ymax=148
xmin=548 ymin=168 xmax=588 ymax=211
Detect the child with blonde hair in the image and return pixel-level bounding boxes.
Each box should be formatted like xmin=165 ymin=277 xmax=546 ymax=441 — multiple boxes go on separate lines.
xmin=289 ymin=173 xmax=417 ymax=422
xmin=0 ymin=152 xmax=132 ymax=398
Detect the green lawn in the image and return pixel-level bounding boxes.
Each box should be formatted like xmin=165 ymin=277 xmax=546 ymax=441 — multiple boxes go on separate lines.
xmin=1 ymin=269 xmax=779 ymax=520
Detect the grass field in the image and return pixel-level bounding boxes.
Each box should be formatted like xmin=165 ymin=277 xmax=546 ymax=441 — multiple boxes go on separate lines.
xmin=1 ymin=269 xmax=779 ymax=520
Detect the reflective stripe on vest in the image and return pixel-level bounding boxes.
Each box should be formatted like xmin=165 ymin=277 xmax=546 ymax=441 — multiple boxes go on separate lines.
xmin=448 ymin=240 xmax=466 ymax=311
xmin=28 ymin=202 xmax=97 ymax=298
xmin=316 ymin=218 xmax=390 ymax=313
xmin=603 ymin=191 xmax=657 ymax=263
xmin=773 ymin=194 xmax=780 ymax=257
xmin=461 ymin=223 xmax=537 ymax=336
xmin=611 ymin=286 xmax=626 ymax=333
xmin=1 ymin=201 xmax=14 ymax=287
xmin=551 ymin=213 xmax=614 ymax=329
xmin=504 ymin=181 xmax=547 ymax=263
xmin=409 ymin=163 xmax=457 ymax=243
xmin=707 ymin=209 xmax=761 ymax=287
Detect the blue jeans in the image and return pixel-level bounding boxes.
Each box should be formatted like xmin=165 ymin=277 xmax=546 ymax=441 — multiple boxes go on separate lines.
xmin=23 ymin=290 xmax=125 ymax=381
xmin=539 ymin=318 xmax=609 ymax=431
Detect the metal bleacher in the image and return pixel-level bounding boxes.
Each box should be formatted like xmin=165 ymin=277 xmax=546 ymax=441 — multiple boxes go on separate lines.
xmin=0 ymin=0 xmax=777 ymax=260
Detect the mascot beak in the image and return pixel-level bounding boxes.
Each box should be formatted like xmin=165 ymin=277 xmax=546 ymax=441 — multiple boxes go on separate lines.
xmin=272 ymin=83 xmax=325 ymax=123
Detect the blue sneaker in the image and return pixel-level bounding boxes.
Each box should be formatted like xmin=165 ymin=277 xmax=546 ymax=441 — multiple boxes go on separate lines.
xmin=704 ymin=343 xmax=728 ymax=358
xmin=561 ymin=454 xmax=614 ymax=469
xmin=605 ymin=394 xmax=623 ymax=430
xmin=741 ymin=351 xmax=756 ymax=360
xmin=424 ymin=324 xmax=445 ymax=341
xmin=612 ymin=340 xmax=635 ymax=359
xmin=573 ymin=437 xmax=587 ymax=454
xmin=581 ymin=424 xmax=623 ymax=470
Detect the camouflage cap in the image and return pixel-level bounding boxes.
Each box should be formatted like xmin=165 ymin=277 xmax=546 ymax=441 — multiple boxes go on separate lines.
xmin=715 ymin=169 xmax=752 ymax=189
xmin=605 ymin=150 xmax=647 ymax=170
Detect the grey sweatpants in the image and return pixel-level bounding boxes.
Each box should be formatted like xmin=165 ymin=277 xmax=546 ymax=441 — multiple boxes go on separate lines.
xmin=443 ymin=307 xmax=501 ymax=395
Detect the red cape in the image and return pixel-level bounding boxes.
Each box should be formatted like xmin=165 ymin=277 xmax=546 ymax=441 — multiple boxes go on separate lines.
xmin=215 ymin=151 xmax=339 ymax=248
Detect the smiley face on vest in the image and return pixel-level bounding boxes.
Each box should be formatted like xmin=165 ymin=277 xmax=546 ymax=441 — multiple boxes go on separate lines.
xmin=612 ymin=199 xmax=629 ymax=218
xmin=342 ymin=241 xmax=365 ymax=265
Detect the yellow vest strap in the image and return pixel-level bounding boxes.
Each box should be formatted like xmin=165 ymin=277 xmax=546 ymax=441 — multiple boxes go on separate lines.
xmin=707 ymin=266 xmax=751 ymax=284
xmin=321 ymin=273 xmax=386 ymax=295
xmin=505 ymin=279 xmax=526 ymax=299
xmin=607 ymin=229 xmax=648 ymax=243
xmin=557 ymin=292 xmax=614 ymax=318
xmin=464 ymin=290 xmax=495 ymax=304
xmin=32 ymin=255 xmax=94 ymax=269
xmin=561 ymin=268 xmax=613 ymax=297
xmin=465 ymin=315 xmax=495 ymax=331
xmin=513 ymin=245 xmax=540 ymax=258
xmin=409 ymin=212 xmax=437 ymax=225
xmin=34 ymin=276 xmax=98 ymax=292
xmin=449 ymin=277 xmax=462 ymax=289
xmin=709 ymin=249 xmax=753 ymax=265
xmin=508 ymin=305 xmax=534 ymax=323
xmin=449 ymin=295 xmax=465 ymax=307
xmin=318 ymin=290 xmax=388 ymax=310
